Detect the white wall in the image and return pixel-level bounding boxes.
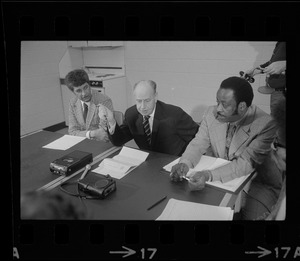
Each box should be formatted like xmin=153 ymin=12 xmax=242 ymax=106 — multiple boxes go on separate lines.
xmin=83 ymin=46 xmax=125 ymax=69
xmin=21 ymin=41 xmax=68 ymax=136
xmin=20 ymin=41 xmax=276 ymax=136
xmin=124 ymin=41 xmax=275 ymax=122
xmin=59 ymin=47 xmax=84 ymax=78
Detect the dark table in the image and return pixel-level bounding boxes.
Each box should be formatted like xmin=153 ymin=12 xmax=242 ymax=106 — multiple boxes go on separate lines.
xmin=21 ymin=130 xmax=116 ymax=193
xmin=21 ymin=130 xmax=249 ymax=220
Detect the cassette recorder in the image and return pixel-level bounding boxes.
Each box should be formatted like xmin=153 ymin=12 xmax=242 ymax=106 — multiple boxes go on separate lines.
xmin=50 ymin=150 xmax=93 ymax=176
xmin=78 ymin=173 xmax=116 ymax=199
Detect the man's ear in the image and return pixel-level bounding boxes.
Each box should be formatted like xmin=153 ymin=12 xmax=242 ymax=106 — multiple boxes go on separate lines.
xmin=154 ymin=92 xmax=158 ymax=103
xmin=238 ymin=101 xmax=247 ymax=111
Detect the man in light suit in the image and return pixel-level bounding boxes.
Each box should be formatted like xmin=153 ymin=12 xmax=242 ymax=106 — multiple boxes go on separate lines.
xmin=99 ymin=80 xmax=199 ymax=156
xmin=65 ymin=69 xmax=114 ymax=141
xmin=170 ymin=77 xmax=281 ymax=219
xmin=243 ymin=97 xmax=286 ymax=220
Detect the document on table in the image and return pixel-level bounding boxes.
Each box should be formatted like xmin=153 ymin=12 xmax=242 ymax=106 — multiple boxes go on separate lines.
xmin=42 ymin=135 xmax=86 ymax=150
xmin=156 ymin=198 xmax=234 ymax=220
xmin=163 ymin=155 xmax=250 ymax=193
xmin=93 ymin=146 xmax=149 ymax=179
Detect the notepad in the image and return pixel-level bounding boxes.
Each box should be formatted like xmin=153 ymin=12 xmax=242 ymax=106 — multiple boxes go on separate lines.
xmin=163 ymin=155 xmax=250 ymax=193
xmin=156 ymin=198 xmax=234 ymax=220
xmin=42 ymin=135 xmax=86 ymax=150
xmin=93 ymin=146 xmax=149 ymax=179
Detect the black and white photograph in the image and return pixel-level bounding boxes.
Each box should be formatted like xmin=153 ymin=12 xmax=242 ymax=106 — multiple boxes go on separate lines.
xmin=4 ymin=1 xmax=296 ymax=260
xmin=20 ymin=41 xmax=286 ymax=221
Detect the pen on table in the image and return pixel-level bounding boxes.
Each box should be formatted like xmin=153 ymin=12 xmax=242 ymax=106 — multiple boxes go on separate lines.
xmin=165 ymin=169 xmax=189 ymax=181
xmin=182 ymin=176 xmax=190 ymax=181
xmin=147 ymin=196 xmax=167 ymax=211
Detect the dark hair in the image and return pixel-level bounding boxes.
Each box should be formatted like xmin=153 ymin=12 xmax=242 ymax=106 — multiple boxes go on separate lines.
xmin=64 ymin=69 xmax=90 ymax=92
xmin=21 ymin=190 xmax=86 ymax=220
xmin=272 ymin=98 xmax=286 ymax=143
xmin=220 ymin=76 xmax=254 ymax=107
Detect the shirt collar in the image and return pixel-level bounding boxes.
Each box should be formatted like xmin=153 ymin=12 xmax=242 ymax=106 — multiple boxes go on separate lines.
xmin=81 ymin=100 xmax=90 ymax=107
xmin=149 ymin=105 xmax=156 ymax=118
xmin=142 ymin=105 xmax=156 ymax=119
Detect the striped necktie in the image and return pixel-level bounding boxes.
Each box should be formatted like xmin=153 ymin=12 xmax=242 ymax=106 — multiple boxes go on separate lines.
xmin=143 ymin=115 xmax=151 ymax=145
xmin=83 ymin=103 xmax=88 ymax=122
xmin=225 ymin=123 xmax=236 ymax=160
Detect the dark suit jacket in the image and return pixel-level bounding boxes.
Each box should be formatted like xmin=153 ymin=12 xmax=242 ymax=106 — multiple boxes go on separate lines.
xmin=108 ymin=100 xmax=199 ymax=156
xmin=260 ymin=41 xmax=286 ymax=89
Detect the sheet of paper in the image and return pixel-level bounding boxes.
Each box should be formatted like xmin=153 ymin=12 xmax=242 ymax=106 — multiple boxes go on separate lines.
xmin=118 ymin=146 xmax=149 ymax=163
xmin=163 ymin=155 xmax=229 ymax=173
xmin=205 ymin=174 xmax=250 ymax=192
xmin=93 ymin=158 xmax=134 ymax=179
xmin=93 ymin=146 xmax=149 ymax=179
xmin=113 ymin=155 xmax=143 ymax=167
xmin=163 ymin=155 xmax=249 ymax=193
xmin=42 ymin=135 xmax=86 ymax=150
xmin=156 ymin=198 xmax=234 ymax=220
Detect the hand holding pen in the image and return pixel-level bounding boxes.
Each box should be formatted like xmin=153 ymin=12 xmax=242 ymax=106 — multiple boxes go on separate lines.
xmin=187 ymin=170 xmax=212 ymax=191
xmin=170 ymin=163 xmax=189 ymax=182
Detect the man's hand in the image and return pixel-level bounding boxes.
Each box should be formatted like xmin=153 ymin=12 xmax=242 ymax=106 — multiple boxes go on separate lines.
xmin=98 ymin=105 xmax=116 ymax=125
xmin=170 ymin=163 xmax=189 ymax=182
xmin=90 ymin=128 xmax=109 ymax=142
xmin=244 ymin=67 xmax=263 ymax=77
xmin=263 ymin=61 xmax=286 ymax=75
xmin=188 ymin=170 xmax=212 ymax=191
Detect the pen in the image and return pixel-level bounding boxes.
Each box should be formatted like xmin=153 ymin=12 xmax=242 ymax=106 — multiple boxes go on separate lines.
xmin=147 ymin=196 xmax=167 ymax=211
xmin=182 ymin=176 xmax=190 ymax=181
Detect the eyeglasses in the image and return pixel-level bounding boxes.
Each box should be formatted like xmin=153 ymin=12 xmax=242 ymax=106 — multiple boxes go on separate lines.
xmin=272 ymin=137 xmax=286 ymax=151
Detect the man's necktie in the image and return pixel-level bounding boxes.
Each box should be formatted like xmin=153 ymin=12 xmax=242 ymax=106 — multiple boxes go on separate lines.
xmin=143 ymin=115 xmax=151 ymax=145
xmin=225 ymin=123 xmax=236 ymax=160
xmin=83 ymin=103 xmax=88 ymax=123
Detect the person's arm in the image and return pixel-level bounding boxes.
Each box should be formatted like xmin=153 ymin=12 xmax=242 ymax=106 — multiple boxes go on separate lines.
xmin=179 ymin=107 xmax=212 ymax=168
xmin=262 ymin=61 xmax=286 ymax=75
xmin=211 ymin=118 xmax=277 ymax=183
xmin=98 ymin=105 xmax=133 ymax=146
xmin=101 ymin=96 xmax=114 ymax=112
xmin=108 ymin=123 xmax=133 ymax=146
xmin=175 ymin=109 xmax=199 ymax=143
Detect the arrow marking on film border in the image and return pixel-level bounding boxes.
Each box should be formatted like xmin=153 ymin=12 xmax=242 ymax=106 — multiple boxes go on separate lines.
xmin=109 ymin=246 xmax=136 ymax=258
xmin=245 ymin=246 xmax=272 ymax=258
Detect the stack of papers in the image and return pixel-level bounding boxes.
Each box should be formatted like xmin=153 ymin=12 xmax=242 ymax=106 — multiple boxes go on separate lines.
xmin=156 ymin=198 xmax=234 ymax=220
xmin=93 ymin=146 xmax=149 ymax=179
xmin=42 ymin=135 xmax=86 ymax=150
xmin=163 ymin=155 xmax=250 ymax=193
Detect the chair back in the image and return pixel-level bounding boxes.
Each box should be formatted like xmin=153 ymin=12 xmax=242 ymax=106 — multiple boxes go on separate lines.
xmin=113 ymin=111 xmax=124 ymax=125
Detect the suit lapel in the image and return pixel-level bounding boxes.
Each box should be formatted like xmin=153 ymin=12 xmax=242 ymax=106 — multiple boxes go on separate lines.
xmin=228 ymin=107 xmax=255 ymax=159
xmin=211 ymin=119 xmax=228 ymax=158
xmin=136 ymin=113 xmax=145 ymax=137
xmin=228 ymin=126 xmax=250 ymax=158
xmin=151 ymin=104 xmax=162 ymax=148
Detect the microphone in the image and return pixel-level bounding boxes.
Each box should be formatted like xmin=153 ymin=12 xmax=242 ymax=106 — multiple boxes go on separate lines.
xmin=79 ymin=164 xmax=91 ymax=181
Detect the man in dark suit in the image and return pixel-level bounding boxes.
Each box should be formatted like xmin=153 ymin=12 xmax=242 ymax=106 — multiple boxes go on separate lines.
xmin=100 ymin=80 xmax=199 ymax=156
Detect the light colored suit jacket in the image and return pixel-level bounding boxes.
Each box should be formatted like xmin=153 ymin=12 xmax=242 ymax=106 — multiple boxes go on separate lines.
xmin=180 ymin=105 xmax=277 ymax=182
xmin=68 ymin=89 xmax=113 ymax=137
